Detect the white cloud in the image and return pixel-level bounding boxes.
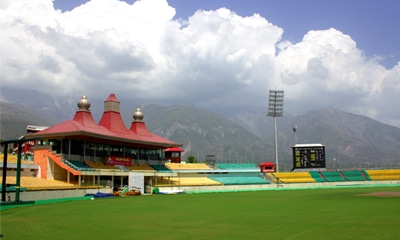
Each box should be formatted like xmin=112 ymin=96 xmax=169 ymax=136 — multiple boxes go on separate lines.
xmin=0 ymin=0 xmax=399 ymax=127
xmin=276 ymin=28 xmax=391 ymax=121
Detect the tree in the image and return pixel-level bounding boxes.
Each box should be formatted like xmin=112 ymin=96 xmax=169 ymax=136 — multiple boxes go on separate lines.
xmin=186 ymin=155 xmax=198 ymax=163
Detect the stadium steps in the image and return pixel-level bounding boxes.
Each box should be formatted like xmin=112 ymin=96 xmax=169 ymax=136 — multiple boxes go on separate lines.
xmin=263 ymin=173 xmax=276 ymax=183
xmin=42 ymin=150 xmax=81 ymax=176
xmin=309 ymin=171 xmax=326 ymax=182
xmin=361 ymin=170 xmax=372 ymax=181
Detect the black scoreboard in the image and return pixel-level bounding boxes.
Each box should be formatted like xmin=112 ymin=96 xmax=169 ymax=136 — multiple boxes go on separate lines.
xmin=292 ymin=144 xmax=325 ymax=169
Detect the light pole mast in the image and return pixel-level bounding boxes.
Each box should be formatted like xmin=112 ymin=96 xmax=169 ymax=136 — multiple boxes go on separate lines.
xmin=267 ymin=90 xmax=284 ymax=172
xmin=292 ymin=124 xmax=297 ymax=145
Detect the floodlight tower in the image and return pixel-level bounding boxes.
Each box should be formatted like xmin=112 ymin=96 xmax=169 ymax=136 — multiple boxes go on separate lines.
xmin=267 ymin=90 xmax=284 ymax=172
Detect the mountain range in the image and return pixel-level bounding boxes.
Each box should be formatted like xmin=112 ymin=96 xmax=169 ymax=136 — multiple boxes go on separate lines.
xmin=1 ymin=87 xmax=400 ymax=170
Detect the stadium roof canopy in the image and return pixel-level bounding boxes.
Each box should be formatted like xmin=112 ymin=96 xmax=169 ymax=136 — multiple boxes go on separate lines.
xmin=25 ymin=94 xmax=181 ymax=148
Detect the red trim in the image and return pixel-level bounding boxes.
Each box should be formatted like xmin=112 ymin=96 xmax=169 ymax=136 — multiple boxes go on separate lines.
xmin=165 ymin=147 xmax=184 ymax=152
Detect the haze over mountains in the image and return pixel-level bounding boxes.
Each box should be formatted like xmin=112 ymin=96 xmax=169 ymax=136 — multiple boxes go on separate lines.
xmin=1 ymin=87 xmax=399 ymax=170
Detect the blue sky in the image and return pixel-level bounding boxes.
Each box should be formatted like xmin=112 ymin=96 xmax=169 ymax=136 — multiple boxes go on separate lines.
xmin=171 ymin=0 xmax=400 ymax=68
xmin=54 ymin=0 xmax=400 ymax=68
xmin=1 ymin=0 xmax=400 ymax=127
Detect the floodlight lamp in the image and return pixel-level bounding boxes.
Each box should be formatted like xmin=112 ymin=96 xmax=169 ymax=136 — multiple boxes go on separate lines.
xmin=267 ymin=90 xmax=284 ymax=117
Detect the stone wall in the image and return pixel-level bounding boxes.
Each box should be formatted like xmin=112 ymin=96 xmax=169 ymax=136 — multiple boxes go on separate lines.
xmin=5 ymin=188 xmax=112 ymax=202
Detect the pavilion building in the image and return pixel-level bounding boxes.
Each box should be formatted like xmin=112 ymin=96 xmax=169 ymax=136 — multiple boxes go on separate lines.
xmin=27 ymin=94 xmax=182 ymax=191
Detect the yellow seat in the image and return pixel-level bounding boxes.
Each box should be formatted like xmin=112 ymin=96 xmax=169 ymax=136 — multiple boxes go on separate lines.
xmin=0 ymin=176 xmax=77 ymax=190
xmin=165 ymin=163 xmax=211 ymax=170
xmin=271 ymin=172 xmax=316 ymax=183
xmin=366 ymin=169 xmax=400 ymax=180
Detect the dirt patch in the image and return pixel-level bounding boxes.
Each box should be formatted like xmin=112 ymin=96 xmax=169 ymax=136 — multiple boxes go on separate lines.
xmin=359 ymin=192 xmax=400 ymax=197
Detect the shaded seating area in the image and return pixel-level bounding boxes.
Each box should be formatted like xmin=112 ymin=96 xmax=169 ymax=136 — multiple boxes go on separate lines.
xmin=165 ymin=163 xmax=211 ymax=170
xmin=320 ymin=171 xmax=346 ymax=182
xmin=341 ymin=170 xmax=367 ymax=181
xmin=0 ymin=176 xmax=77 ymax=191
xmin=63 ymin=159 xmax=94 ymax=171
xmin=209 ymin=176 xmax=270 ymax=185
xmin=151 ymin=165 xmax=172 ymax=172
xmin=85 ymin=161 xmax=119 ymax=171
xmin=365 ymin=169 xmax=400 ymax=180
xmin=126 ymin=164 xmax=156 ymax=172
xmin=270 ymin=172 xmax=316 ymax=183
xmin=362 ymin=170 xmax=372 ymax=180
xmin=216 ymin=163 xmax=258 ymax=170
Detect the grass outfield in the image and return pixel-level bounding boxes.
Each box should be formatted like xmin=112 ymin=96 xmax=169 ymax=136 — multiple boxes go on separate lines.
xmin=1 ymin=186 xmax=400 ymax=239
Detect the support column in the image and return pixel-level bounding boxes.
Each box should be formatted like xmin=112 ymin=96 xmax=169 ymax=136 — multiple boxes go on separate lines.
xmin=68 ymin=139 xmax=71 ymax=160
xmin=274 ymin=116 xmax=279 ymax=172
xmin=15 ymin=142 xmax=23 ymax=202
xmin=1 ymin=144 xmax=9 ymax=202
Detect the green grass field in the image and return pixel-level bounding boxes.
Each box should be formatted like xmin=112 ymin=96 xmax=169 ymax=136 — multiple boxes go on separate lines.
xmin=1 ymin=186 xmax=400 ymax=239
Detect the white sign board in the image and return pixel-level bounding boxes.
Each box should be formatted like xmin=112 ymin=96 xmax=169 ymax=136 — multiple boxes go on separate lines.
xmin=129 ymin=172 xmax=144 ymax=194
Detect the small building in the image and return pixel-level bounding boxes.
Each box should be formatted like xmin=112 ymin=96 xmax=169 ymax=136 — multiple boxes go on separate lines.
xmin=164 ymin=147 xmax=184 ymax=163
xmin=259 ymin=162 xmax=276 ymax=173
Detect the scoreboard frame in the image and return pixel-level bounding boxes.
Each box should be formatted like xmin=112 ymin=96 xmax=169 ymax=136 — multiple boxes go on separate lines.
xmin=292 ymin=143 xmax=326 ymax=170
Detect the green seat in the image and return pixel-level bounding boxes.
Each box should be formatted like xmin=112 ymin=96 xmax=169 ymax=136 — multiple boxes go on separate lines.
xmin=209 ymin=176 xmax=270 ymax=185
xmin=216 ymin=163 xmax=258 ymax=170
xmin=341 ymin=170 xmax=366 ymax=181
xmin=309 ymin=171 xmax=326 ymax=182
xmin=320 ymin=171 xmax=346 ymax=182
